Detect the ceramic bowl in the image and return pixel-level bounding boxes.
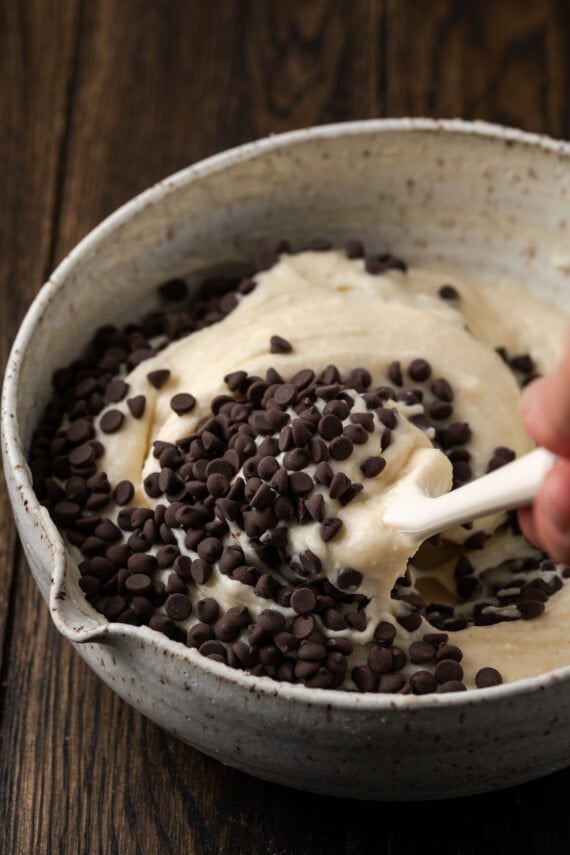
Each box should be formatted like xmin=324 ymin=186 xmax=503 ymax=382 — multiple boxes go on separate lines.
xmin=3 ymin=119 xmax=570 ymax=800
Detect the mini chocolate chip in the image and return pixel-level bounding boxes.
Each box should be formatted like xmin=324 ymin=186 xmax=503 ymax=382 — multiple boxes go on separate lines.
xmin=190 ymin=559 xmax=213 ymax=584
xmin=411 ymin=671 xmax=438 ymax=695
xmin=435 ymin=659 xmax=464 ymax=684
xmin=337 ymin=567 xmax=363 ymax=591
xmin=378 ymin=674 xmax=405 ymax=693
xmin=170 ymin=393 xmax=196 ymax=415
xmin=436 ymin=644 xmax=463 ymax=662
xmin=305 ymin=493 xmax=325 ymax=521
xmin=289 ymin=471 xmax=314 ymax=495
xmin=374 ymin=621 xmax=397 ymax=644
xmin=438 ymin=283 xmax=460 ymax=300
xmin=147 ymin=369 xmax=171 ymax=389
xmin=314 ymin=461 xmax=334 ymax=486
xmin=283 ymin=448 xmax=310 ymax=471
xmin=273 ymin=383 xmax=297 ymax=407
xmin=367 ymin=646 xmax=393 ymax=674
xmin=291 ymin=420 xmax=313 ymax=448
xmin=270 ymin=335 xmax=292 ymax=354
xmin=197 ymin=537 xmax=223 ymax=563
xmin=290 ymin=587 xmax=317 ymax=615
xmin=329 ymin=471 xmax=351 ymax=500
xmin=475 ymin=667 xmax=503 ymax=688
xmin=297 ymin=641 xmax=327 ymax=662
xmin=99 ymin=409 xmax=125 ymax=433
xmin=329 ymin=436 xmax=353 ymax=461
xmin=165 ymin=593 xmax=192 ymax=621
xmin=408 ymin=358 xmax=431 ymax=382
xmin=113 ymin=480 xmax=134 ymax=506
xmin=127 ymin=395 xmax=146 ymax=418
xmin=345 ymin=238 xmax=365 ymax=258
xmin=397 ymin=612 xmax=422 ymax=632
xmin=318 ymin=414 xmax=343 ymax=440
xmin=345 ymin=611 xmax=367 ymax=631
xmin=224 ymin=370 xmax=247 ymax=391
xmin=343 ymin=423 xmax=368 ymax=445
xmin=431 ymin=378 xmax=454 ymax=402
xmin=387 ymin=361 xmax=403 ymax=386
xmin=274 ymin=632 xmax=299 ymax=654
xmin=376 ymin=406 xmax=398 ymax=429
xmin=438 ymin=681 xmax=466 ymax=693
xmin=125 ymin=574 xmax=153 ymax=595
xmin=359 ymin=456 xmax=386 ymax=478
xmin=66 ymin=421 xmax=96 ymax=448
xmin=518 ymin=599 xmax=545 ymax=619
xmin=320 ymin=517 xmax=343 ymax=542
xmin=352 ymin=665 xmax=378 ymax=693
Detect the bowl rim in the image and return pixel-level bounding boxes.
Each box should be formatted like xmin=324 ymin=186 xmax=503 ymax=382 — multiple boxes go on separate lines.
xmin=3 ymin=116 xmax=570 ymax=712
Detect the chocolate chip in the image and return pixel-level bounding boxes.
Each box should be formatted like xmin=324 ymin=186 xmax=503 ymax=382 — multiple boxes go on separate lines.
xmin=127 ymin=395 xmax=146 ymax=419
xmin=345 ymin=610 xmax=367 ymax=631
xmin=305 ymin=493 xmax=325 ymax=521
xmin=329 ymin=436 xmax=353 ymax=461
xmin=409 ymin=640 xmax=436 ymax=664
xmin=475 ymin=667 xmax=503 ymax=688
xmin=359 ymin=456 xmax=386 ymax=478
xmin=224 ymin=370 xmax=247 ymax=391
xmin=289 ymin=471 xmax=314 ymax=495
xmin=170 ymin=393 xmax=196 ymax=415
xmin=408 ymin=359 xmax=431 ymax=382
xmin=164 ymin=593 xmax=192 ymax=621
xmin=397 ymin=612 xmax=422 ymax=632
xmin=438 ymin=681 xmax=466 ymax=693
xmin=314 ymin=461 xmax=334 ymax=486
xmin=197 ymin=537 xmax=223 ymax=563
xmin=345 ymin=238 xmax=365 ymax=258
xmin=147 ymin=369 xmax=171 ymax=389
xmin=436 ymin=644 xmax=463 ymax=662
xmin=438 ymin=284 xmax=460 ymax=300
xmin=518 ymin=599 xmax=545 ymax=619
xmin=367 ymin=646 xmax=393 ymax=674
xmin=410 ymin=671 xmax=438 ymax=695
xmin=270 ymin=335 xmax=292 ymax=354
xmin=320 ymin=517 xmax=343 ymax=542
xmin=378 ymin=674 xmax=405 ymax=693
xmin=387 ymin=361 xmax=403 ymax=386
xmin=98 ymin=409 xmax=124 ymax=434
xmin=290 ymin=587 xmax=317 ymax=615
xmin=291 ymin=420 xmax=313 ymax=447
xmin=273 ymin=383 xmax=297 ymax=407
xmin=435 ymin=659 xmax=464 ymax=684
xmin=329 ymin=471 xmax=351 ymax=500
xmin=352 ymin=665 xmax=378 ymax=692
xmin=337 ymin=567 xmax=363 ymax=591
xmin=283 ymin=448 xmax=310 ymax=471
xmin=318 ymin=414 xmax=343 ymax=440
xmin=374 ymin=621 xmax=397 ymax=644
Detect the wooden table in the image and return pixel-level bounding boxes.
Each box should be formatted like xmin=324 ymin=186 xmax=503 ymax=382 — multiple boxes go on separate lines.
xmin=1 ymin=2 xmax=569 ymax=852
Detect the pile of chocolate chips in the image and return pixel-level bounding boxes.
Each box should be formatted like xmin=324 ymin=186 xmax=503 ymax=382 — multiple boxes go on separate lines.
xmin=28 ymin=239 xmax=567 ymax=694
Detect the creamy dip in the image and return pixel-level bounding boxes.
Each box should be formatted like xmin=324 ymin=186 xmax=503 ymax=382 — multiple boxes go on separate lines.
xmin=83 ymin=250 xmax=568 ymax=687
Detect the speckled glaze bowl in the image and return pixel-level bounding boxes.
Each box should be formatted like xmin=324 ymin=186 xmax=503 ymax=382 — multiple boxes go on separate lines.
xmin=3 ymin=119 xmax=570 ymax=800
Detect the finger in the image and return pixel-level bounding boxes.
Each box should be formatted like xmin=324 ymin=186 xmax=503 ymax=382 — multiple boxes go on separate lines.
xmin=517 ymin=505 xmax=544 ymax=550
xmin=530 ymin=460 xmax=570 ymax=564
xmin=522 ymin=331 xmax=570 ymax=456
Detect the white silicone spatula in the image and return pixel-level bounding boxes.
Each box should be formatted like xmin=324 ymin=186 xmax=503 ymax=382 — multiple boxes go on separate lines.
xmin=383 ymin=447 xmax=556 ymax=540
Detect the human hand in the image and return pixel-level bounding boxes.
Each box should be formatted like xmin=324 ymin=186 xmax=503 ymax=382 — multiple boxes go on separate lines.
xmin=518 ymin=332 xmax=570 ymax=563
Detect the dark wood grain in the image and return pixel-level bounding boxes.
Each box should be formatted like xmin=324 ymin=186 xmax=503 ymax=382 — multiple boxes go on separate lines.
xmin=0 ymin=0 xmax=81 ymax=664
xmin=385 ymin=0 xmax=570 ymax=137
xmin=1 ymin=1 xmax=569 ymax=853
